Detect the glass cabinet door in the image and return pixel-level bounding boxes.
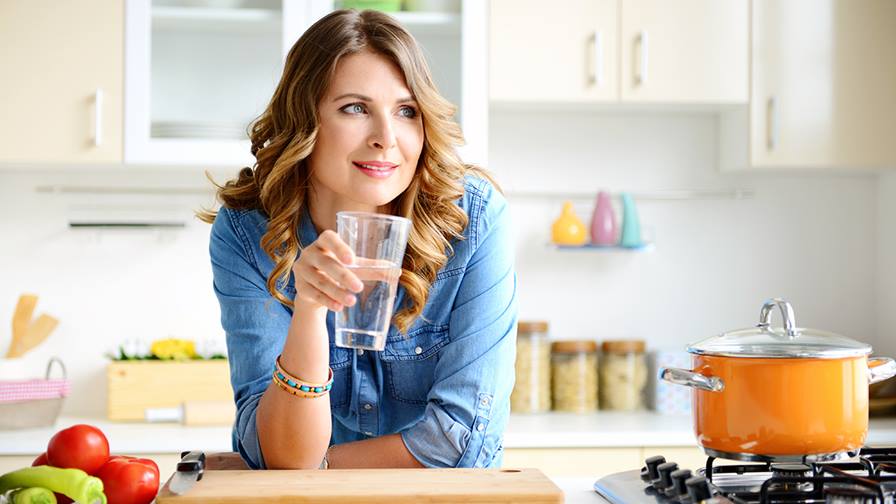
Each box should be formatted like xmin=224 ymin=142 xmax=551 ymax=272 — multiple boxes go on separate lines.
xmin=124 ymin=0 xmax=485 ymax=167
xmin=125 ymin=0 xmax=302 ymax=167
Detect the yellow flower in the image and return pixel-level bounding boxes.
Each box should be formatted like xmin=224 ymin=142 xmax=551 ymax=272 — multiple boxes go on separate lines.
xmin=150 ymin=338 xmax=196 ymax=360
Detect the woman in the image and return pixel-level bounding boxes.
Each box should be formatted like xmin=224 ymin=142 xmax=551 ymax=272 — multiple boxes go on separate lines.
xmin=200 ymin=9 xmax=517 ymax=470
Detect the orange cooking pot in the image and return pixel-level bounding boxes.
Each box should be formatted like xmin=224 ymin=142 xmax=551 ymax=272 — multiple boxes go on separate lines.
xmin=661 ymin=298 xmax=896 ymax=463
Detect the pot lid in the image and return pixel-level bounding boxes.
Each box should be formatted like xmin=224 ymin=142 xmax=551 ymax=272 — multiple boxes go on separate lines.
xmin=687 ymin=298 xmax=872 ymax=359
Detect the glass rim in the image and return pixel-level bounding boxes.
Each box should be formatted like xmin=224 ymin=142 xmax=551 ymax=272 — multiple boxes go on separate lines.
xmin=336 ymin=211 xmax=411 ymax=226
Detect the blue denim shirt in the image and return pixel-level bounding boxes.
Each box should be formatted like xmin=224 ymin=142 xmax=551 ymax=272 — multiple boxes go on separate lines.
xmin=209 ymin=176 xmax=518 ymax=469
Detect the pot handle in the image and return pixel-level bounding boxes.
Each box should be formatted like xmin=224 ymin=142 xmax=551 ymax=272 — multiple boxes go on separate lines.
xmin=868 ymin=357 xmax=896 ymax=385
xmin=758 ymin=298 xmax=798 ymax=337
xmin=659 ymin=367 xmax=725 ymax=392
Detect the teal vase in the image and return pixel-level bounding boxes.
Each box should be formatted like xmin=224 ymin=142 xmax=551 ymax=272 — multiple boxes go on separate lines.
xmin=620 ymin=193 xmax=642 ymax=248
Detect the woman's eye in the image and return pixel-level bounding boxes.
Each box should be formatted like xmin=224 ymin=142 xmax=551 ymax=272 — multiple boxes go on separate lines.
xmin=399 ymin=106 xmax=418 ymax=118
xmin=342 ymin=103 xmax=366 ymax=114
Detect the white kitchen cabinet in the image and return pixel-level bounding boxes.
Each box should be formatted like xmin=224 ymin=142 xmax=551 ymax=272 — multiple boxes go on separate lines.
xmin=124 ymin=0 xmax=488 ymax=168
xmin=489 ymin=0 xmax=619 ymax=103
xmin=0 ymin=1 xmax=123 ymax=164
xmin=619 ymin=0 xmax=748 ymax=103
xmin=720 ymin=0 xmax=896 ymax=170
xmin=490 ymin=0 xmax=747 ymax=105
xmin=749 ymin=0 xmax=896 ymax=168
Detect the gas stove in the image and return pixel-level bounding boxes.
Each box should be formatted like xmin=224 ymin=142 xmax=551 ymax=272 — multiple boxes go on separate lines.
xmin=593 ymin=447 xmax=896 ymax=503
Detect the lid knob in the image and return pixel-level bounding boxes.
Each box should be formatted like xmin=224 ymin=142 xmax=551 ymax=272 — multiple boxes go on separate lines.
xmin=758 ymin=298 xmax=798 ymax=337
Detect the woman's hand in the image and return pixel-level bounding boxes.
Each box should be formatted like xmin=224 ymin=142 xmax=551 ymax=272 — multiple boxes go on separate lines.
xmin=292 ymin=230 xmax=364 ymax=312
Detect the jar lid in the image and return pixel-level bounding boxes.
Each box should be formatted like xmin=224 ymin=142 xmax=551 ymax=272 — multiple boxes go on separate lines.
xmin=601 ymin=340 xmax=646 ymax=353
xmin=687 ymin=298 xmax=872 ymax=359
xmin=518 ymin=321 xmax=549 ymax=334
xmin=551 ymin=340 xmax=598 ymax=354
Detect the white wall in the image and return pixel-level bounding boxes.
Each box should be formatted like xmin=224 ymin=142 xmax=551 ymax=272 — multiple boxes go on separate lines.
xmin=878 ymin=172 xmax=896 ymax=357
xmin=0 ymin=110 xmax=886 ymax=417
xmin=491 ymin=109 xmax=878 ymax=352
xmin=0 ymin=168 xmax=226 ymax=416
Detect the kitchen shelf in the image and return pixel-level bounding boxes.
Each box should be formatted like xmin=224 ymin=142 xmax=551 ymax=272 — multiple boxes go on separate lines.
xmin=549 ymin=242 xmax=655 ymax=253
xmin=392 ymin=11 xmax=461 ymax=35
xmin=152 ymin=6 xmax=281 ymax=34
xmin=508 ymin=189 xmax=755 ymax=202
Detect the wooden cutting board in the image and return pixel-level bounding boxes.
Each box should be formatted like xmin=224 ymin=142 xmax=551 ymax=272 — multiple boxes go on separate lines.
xmin=155 ymin=468 xmax=563 ymax=503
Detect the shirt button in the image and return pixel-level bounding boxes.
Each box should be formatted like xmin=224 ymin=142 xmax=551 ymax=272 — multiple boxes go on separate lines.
xmin=364 ymin=431 xmax=374 ymax=436
xmin=477 ymin=423 xmax=485 ymax=432
xmin=414 ymin=346 xmax=423 ymax=355
xmin=364 ymin=403 xmax=372 ymax=411
xmin=480 ymin=397 xmax=490 ymax=407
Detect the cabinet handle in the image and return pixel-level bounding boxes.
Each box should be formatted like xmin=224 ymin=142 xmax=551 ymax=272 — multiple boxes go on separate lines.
xmin=93 ymin=88 xmax=104 ymax=147
xmin=635 ymin=30 xmax=649 ymax=86
xmin=767 ymin=96 xmax=777 ymax=150
xmin=588 ymin=31 xmax=604 ymax=87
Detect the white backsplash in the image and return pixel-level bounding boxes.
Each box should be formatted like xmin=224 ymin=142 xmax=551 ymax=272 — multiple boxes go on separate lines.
xmin=0 ymin=109 xmax=891 ymax=417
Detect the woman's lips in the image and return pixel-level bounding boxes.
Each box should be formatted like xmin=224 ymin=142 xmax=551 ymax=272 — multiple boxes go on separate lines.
xmin=353 ymin=161 xmax=397 ymax=179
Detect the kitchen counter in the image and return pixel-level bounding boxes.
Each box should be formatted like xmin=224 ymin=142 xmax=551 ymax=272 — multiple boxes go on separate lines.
xmin=1 ymin=412 xmax=895 ymax=455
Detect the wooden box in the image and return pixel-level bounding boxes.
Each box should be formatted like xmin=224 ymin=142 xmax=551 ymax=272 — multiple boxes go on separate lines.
xmin=107 ymin=361 xmax=233 ymax=421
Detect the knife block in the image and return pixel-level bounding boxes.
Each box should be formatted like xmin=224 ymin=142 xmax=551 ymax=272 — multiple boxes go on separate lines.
xmin=106 ymin=361 xmax=232 ymax=421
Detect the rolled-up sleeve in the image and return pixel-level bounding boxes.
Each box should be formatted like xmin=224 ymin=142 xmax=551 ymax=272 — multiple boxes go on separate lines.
xmin=210 ymin=208 xmax=291 ymax=470
xmin=400 ymin=183 xmax=518 ymax=468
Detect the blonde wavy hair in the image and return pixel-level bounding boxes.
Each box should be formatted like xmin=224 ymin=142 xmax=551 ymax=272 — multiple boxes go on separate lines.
xmin=197 ymin=9 xmax=496 ymax=333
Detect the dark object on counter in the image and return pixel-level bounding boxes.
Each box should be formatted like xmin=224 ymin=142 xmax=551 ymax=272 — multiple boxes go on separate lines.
xmin=594 ymin=446 xmax=896 ymax=503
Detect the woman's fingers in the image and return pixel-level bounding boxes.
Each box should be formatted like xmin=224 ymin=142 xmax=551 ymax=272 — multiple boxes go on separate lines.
xmin=291 ymin=230 xmax=366 ymax=312
xmin=312 ymin=235 xmax=363 ymax=293
xmin=317 ymin=230 xmax=356 ymax=265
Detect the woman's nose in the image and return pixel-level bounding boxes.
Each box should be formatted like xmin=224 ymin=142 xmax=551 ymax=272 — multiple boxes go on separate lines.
xmin=368 ymin=114 xmax=397 ymax=150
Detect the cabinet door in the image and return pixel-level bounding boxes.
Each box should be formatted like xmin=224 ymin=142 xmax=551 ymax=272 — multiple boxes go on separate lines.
xmin=620 ymin=0 xmax=747 ymax=103
xmin=751 ymin=0 xmax=896 ymax=167
xmin=490 ymin=0 xmax=618 ymax=102
xmin=0 ymin=1 xmax=123 ymax=163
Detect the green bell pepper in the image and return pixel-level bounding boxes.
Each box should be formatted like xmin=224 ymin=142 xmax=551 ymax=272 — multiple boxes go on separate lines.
xmin=0 ymin=467 xmax=105 ymax=504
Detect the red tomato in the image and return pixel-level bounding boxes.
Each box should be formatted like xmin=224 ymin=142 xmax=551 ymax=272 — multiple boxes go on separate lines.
xmin=31 ymin=452 xmax=73 ymax=504
xmin=46 ymin=424 xmax=110 ymax=475
xmin=94 ymin=455 xmax=160 ymax=504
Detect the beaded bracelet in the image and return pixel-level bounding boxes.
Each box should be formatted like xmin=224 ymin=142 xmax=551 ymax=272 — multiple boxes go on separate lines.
xmin=273 ymin=356 xmax=334 ymax=398
xmin=272 ymin=371 xmax=328 ymax=398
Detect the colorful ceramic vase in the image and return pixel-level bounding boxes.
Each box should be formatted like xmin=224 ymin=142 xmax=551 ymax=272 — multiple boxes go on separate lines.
xmin=552 ymin=201 xmax=587 ymax=246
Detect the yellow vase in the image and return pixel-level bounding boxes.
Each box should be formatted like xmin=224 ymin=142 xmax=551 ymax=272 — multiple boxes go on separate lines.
xmin=551 ymin=201 xmax=587 ymax=246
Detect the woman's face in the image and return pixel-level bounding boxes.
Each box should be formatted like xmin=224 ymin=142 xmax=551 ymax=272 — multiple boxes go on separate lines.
xmin=308 ymin=50 xmax=423 ymax=214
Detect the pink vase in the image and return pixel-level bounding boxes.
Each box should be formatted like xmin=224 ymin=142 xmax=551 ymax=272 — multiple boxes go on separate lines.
xmin=591 ymin=191 xmax=617 ymax=245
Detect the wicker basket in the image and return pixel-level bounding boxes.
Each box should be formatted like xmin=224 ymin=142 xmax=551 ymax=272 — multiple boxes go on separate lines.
xmin=0 ymin=357 xmax=68 ymax=430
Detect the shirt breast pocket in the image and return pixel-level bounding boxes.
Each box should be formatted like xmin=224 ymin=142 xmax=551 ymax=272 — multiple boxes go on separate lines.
xmin=379 ymin=323 xmax=449 ymax=404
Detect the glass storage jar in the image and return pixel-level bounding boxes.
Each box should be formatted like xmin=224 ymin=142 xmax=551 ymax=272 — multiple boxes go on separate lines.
xmin=510 ymin=321 xmax=551 ymax=413
xmin=599 ymin=340 xmax=648 ymax=410
xmin=551 ymin=340 xmax=599 ymax=413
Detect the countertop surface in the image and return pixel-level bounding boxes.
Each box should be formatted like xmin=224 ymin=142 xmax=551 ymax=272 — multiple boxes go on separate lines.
xmin=1 ymin=412 xmax=895 ymax=455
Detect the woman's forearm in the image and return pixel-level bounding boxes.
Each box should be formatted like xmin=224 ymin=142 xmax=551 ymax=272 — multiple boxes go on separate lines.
xmin=256 ymin=304 xmax=333 ymax=469
xmin=327 ymin=434 xmax=424 ymax=469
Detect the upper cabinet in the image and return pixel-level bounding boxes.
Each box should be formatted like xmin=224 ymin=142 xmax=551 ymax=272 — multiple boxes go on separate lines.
xmin=124 ymin=0 xmax=304 ymax=168
xmin=124 ymin=0 xmax=487 ymax=168
xmin=0 ymin=0 xmax=123 ymax=164
xmin=490 ymin=0 xmax=748 ymax=105
xmin=619 ymin=0 xmax=747 ymax=103
xmin=746 ymin=0 xmax=896 ymax=168
xmin=489 ymin=0 xmax=619 ymax=102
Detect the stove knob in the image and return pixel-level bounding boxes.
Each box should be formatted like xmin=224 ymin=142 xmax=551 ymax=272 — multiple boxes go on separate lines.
xmin=654 ymin=462 xmax=679 ymax=491
xmin=686 ymin=475 xmax=713 ymax=502
xmin=640 ymin=455 xmax=666 ymax=482
xmin=668 ymin=468 xmax=693 ymax=498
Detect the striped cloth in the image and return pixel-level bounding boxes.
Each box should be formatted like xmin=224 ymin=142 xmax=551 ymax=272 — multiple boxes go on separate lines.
xmin=0 ymin=379 xmax=69 ymax=403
